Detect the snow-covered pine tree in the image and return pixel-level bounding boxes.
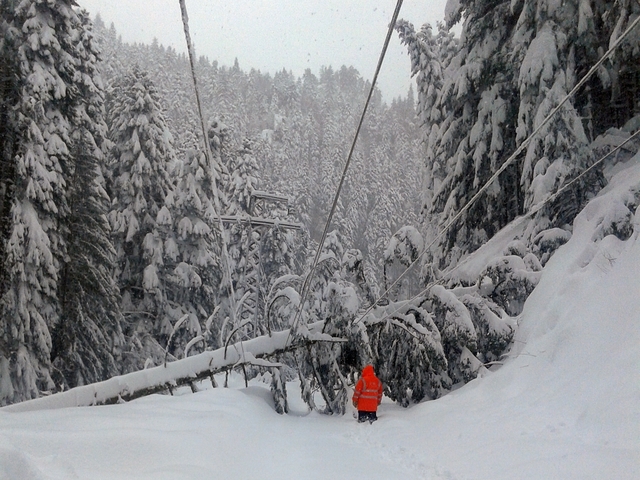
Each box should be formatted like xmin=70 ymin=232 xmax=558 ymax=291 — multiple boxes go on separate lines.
xmin=511 ymin=0 xmax=629 ymax=232
xmin=395 ymin=20 xmax=445 ymax=140
xmin=477 ymin=244 xmax=541 ymax=316
xmin=0 ymin=1 xmax=19 ymax=305
xmin=260 ymin=225 xmax=298 ymax=287
xmin=162 ymin=147 xmax=223 ymax=356
xmin=418 ymin=0 xmax=522 ymax=266
xmin=383 ymin=225 xmax=424 ymax=301
xmin=422 ymin=285 xmax=481 ymax=384
xmin=0 ymin=0 xmax=125 ymax=402
xmin=226 ymin=138 xmax=258 ymax=215
xmin=594 ymin=0 xmax=640 ymax=134
xmin=396 ymin=20 xmax=456 ymax=236
xmin=90 ymin=16 xmax=122 ymax=85
xmin=365 ymin=303 xmax=449 ymax=406
xmin=106 ymin=65 xmax=177 ymax=370
xmin=53 ymin=131 xmax=124 ymax=388
xmin=0 ymin=0 xmax=63 ymax=403
xmin=342 ymin=248 xmax=376 ymax=307
xmin=213 ymin=60 xmax=247 ymax=137
xmin=51 ymin=9 xmax=124 ymax=389
xmin=363 ymin=224 xmax=521 ymax=403
xmin=206 ymin=118 xmax=231 ymax=212
xmin=199 ymin=118 xmax=257 ymax=347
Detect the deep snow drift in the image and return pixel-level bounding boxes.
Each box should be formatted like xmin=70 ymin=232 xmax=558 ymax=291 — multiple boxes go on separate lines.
xmin=1 ymin=159 xmax=639 ymax=479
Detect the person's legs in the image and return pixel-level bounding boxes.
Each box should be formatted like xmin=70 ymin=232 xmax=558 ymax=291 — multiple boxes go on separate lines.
xmin=358 ymin=411 xmax=377 ymax=423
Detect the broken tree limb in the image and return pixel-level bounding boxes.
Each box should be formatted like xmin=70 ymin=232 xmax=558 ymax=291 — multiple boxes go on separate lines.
xmin=2 ymin=322 xmax=344 ymax=413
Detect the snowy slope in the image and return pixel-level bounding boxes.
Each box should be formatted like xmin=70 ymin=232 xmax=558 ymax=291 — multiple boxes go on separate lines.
xmin=1 ymin=160 xmax=639 ymax=479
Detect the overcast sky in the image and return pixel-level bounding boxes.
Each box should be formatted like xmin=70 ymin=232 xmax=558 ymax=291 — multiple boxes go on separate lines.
xmin=78 ymin=0 xmax=450 ymax=100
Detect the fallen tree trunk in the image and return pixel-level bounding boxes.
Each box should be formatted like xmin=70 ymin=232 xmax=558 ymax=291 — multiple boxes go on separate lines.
xmin=3 ymin=323 xmax=342 ymax=413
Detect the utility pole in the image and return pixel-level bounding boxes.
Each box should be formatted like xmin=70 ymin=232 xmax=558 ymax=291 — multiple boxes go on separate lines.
xmin=219 ymin=191 xmax=302 ymax=339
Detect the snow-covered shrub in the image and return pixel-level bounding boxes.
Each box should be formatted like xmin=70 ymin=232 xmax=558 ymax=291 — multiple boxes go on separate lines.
xmin=523 ymin=252 xmax=543 ymax=272
xmin=458 ymin=347 xmax=487 ymax=384
xmin=458 ymin=294 xmax=515 ymax=364
xmin=503 ymin=240 xmax=527 ymax=258
xmin=424 ymin=286 xmax=477 ymax=351
xmin=321 ymin=230 xmax=345 ymax=263
xmin=479 ymin=256 xmax=541 ymax=316
xmin=365 ymin=304 xmax=449 ymax=405
xmin=533 ymin=228 xmax=572 ymax=265
xmin=421 ymin=286 xmax=479 ymax=385
xmin=591 ymin=189 xmax=640 ymax=242
xmin=593 ymin=202 xmax=634 ymax=242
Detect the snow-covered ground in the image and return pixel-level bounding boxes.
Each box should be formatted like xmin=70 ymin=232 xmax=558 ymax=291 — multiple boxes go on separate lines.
xmin=2 ymin=159 xmax=639 ymax=479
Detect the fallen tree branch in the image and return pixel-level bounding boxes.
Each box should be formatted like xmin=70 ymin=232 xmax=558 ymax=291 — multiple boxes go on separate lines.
xmin=3 ymin=322 xmax=344 ymax=413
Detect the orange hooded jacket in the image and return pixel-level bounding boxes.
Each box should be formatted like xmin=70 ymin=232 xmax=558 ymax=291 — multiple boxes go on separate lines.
xmin=352 ymin=365 xmax=383 ymax=412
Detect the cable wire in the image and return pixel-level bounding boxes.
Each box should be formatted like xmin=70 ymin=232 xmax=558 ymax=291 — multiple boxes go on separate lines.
xmin=353 ymin=13 xmax=640 ymax=325
xmin=178 ymin=0 xmax=244 ymax=362
xmin=356 ymin=128 xmax=640 ymax=326
xmin=284 ymin=0 xmax=405 ymax=346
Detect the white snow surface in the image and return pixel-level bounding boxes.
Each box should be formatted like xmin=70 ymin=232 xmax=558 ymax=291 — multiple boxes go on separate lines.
xmin=1 ymin=164 xmax=639 ymax=479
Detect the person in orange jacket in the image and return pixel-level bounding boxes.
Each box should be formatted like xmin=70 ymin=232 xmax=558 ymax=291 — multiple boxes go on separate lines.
xmin=352 ymin=364 xmax=383 ymax=423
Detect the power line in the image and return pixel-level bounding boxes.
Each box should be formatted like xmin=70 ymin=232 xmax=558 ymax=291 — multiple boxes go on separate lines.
xmin=285 ymin=0 xmax=405 ymax=346
xmin=353 ymin=13 xmax=640 ymax=325
xmin=178 ymin=0 xmax=244 ymax=362
xmin=355 ymin=127 xmax=640 ymax=326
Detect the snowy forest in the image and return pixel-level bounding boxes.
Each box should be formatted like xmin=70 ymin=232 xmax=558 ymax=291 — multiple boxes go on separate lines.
xmin=0 ymin=0 xmax=639 ymax=422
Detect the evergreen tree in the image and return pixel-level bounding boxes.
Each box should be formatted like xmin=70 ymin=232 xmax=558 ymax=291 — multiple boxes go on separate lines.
xmin=0 ymin=1 xmax=19 ymax=313
xmin=162 ymin=147 xmax=223 ymax=355
xmin=383 ymin=225 xmax=424 ymax=300
xmin=234 ymin=222 xmax=299 ymax=340
xmin=512 ymin=0 xmax=609 ymax=229
xmin=0 ymin=0 xmax=63 ymax=403
xmin=365 ymin=303 xmax=448 ymax=405
xmin=0 ymin=0 xmax=124 ymax=402
xmin=106 ymin=66 xmax=176 ymax=369
xmin=226 ymin=138 xmax=258 ymax=215
xmin=396 ymin=21 xmax=454 ymax=226
xmin=51 ymin=9 xmax=124 ymax=388
xmin=206 ymin=117 xmax=231 ymax=211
